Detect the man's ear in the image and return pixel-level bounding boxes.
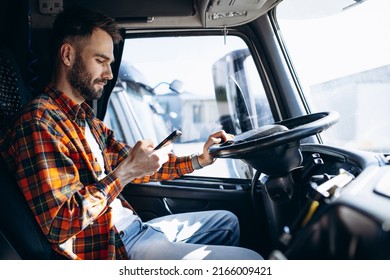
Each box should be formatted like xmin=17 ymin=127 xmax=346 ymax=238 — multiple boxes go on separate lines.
xmin=59 ymin=43 xmax=74 ymax=67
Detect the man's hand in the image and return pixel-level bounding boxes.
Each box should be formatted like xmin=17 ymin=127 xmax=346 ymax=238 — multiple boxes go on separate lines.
xmin=113 ymin=139 xmax=172 ymax=186
xmin=197 ymin=130 xmax=234 ymax=168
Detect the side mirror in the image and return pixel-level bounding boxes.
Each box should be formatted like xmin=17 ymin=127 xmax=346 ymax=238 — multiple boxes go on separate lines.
xmin=169 ymin=79 xmax=184 ymax=94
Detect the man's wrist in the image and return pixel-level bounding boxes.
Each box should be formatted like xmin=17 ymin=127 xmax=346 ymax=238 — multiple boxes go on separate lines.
xmin=190 ymin=153 xmax=203 ymax=170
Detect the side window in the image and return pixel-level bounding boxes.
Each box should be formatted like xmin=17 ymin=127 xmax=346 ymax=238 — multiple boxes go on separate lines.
xmin=104 ymin=35 xmax=274 ymax=179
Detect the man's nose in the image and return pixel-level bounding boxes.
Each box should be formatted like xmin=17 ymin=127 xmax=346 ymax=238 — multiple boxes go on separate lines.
xmin=103 ymin=65 xmax=113 ymax=80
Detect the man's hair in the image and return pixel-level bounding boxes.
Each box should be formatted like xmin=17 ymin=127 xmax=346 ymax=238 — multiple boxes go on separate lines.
xmin=50 ymin=5 xmax=122 ymax=57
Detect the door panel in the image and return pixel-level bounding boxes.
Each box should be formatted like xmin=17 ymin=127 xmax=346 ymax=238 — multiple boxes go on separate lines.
xmin=121 ymin=176 xmax=272 ymax=254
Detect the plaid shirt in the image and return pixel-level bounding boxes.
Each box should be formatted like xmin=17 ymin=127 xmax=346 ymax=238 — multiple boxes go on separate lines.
xmin=0 ymin=85 xmax=194 ymax=259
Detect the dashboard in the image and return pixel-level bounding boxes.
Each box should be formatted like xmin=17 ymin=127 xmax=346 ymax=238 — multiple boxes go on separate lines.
xmin=280 ymin=144 xmax=390 ymax=259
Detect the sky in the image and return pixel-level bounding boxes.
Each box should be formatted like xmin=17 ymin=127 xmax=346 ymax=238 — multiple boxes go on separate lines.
xmin=123 ymin=36 xmax=248 ymax=95
xmin=277 ymin=0 xmax=390 ymax=85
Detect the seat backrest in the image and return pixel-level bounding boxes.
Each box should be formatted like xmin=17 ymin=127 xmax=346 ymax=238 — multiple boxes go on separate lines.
xmin=0 ymin=46 xmax=60 ymax=259
xmin=0 ymin=47 xmax=30 ymax=129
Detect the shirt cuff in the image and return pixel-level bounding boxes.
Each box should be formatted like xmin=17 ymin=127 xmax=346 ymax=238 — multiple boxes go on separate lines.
xmin=190 ymin=153 xmax=203 ymax=170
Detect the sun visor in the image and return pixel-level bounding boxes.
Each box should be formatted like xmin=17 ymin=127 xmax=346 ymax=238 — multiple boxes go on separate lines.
xmin=198 ymin=0 xmax=282 ymax=27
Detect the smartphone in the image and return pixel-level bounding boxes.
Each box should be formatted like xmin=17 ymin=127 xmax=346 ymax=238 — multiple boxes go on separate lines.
xmin=154 ymin=130 xmax=182 ymax=150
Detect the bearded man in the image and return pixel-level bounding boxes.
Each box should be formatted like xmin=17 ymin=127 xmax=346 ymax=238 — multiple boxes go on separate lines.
xmin=0 ymin=5 xmax=262 ymax=260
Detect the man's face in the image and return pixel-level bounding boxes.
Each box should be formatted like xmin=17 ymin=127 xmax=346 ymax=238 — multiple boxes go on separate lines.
xmin=67 ymin=28 xmax=115 ymax=101
xmin=67 ymin=52 xmax=104 ymax=101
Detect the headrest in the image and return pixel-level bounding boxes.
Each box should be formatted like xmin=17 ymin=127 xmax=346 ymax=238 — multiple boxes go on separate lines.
xmin=0 ymin=47 xmax=31 ymax=130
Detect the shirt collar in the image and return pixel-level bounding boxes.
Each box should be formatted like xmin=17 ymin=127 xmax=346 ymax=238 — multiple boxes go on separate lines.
xmin=44 ymin=84 xmax=95 ymax=122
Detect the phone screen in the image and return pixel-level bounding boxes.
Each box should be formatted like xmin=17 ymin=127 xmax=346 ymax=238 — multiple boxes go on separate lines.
xmin=154 ymin=130 xmax=182 ymax=150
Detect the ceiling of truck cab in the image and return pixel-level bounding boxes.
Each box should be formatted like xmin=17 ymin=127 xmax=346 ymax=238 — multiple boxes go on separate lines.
xmin=62 ymin=0 xmax=281 ymax=28
xmin=66 ymin=0 xmax=195 ymax=17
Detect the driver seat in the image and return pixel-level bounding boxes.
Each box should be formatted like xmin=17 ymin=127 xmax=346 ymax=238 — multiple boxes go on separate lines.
xmin=0 ymin=46 xmax=61 ymax=259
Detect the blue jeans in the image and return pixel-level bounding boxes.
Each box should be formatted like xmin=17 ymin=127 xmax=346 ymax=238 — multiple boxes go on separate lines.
xmin=119 ymin=210 xmax=263 ymax=260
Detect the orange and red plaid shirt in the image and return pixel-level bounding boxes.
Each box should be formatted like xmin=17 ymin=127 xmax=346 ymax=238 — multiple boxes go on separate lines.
xmin=0 ymin=85 xmax=194 ymax=259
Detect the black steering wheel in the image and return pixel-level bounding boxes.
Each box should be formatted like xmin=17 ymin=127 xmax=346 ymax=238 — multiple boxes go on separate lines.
xmin=209 ymin=111 xmax=339 ymax=176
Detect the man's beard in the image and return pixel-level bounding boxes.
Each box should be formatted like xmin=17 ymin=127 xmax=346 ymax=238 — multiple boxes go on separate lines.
xmin=67 ymin=55 xmax=107 ymax=101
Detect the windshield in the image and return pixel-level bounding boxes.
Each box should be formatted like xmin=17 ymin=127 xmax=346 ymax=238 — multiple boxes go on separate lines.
xmin=276 ymin=0 xmax=390 ymax=153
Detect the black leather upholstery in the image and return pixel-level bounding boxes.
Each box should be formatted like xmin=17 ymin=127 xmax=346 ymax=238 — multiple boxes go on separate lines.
xmin=0 ymin=47 xmax=59 ymax=259
xmin=0 ymin=47 xmax=28 ymax=129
